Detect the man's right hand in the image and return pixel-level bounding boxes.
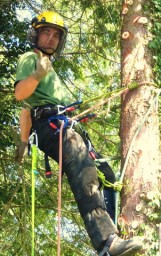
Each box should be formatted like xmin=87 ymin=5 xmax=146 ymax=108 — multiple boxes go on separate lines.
xmin=32 ymin=51 xmax=52 ymax=81
xmin=15 ymin=141 xmax=28 ymax=164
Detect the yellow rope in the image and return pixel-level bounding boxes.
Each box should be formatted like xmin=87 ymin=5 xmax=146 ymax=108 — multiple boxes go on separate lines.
xmin=97 ymin=169 xmax=123 ymax=192
xmin=31 ymin=144 xmax=37 ymax=256
xmin=80 ymin=80 xmax=158 ymax=109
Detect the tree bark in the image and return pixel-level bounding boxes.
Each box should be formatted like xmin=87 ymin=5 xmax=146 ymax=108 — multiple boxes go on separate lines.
xmin=119 ymin=0 xmax=160 ymax=252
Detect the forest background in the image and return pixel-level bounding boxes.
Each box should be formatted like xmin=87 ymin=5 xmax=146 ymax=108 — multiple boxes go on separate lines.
xmin=0 ymin=0 xmax=161 ymax=255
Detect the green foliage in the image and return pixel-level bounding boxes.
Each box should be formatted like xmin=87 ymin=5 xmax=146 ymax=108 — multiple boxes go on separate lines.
xmin=146 ymin=0 xmax=161 ymax=87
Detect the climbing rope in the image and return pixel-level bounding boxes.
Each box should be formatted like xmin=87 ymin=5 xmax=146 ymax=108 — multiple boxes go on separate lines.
xmin=29 ymin=132 xmax=38 ymax=256
xmin=72 ymin=81 xmax=158 ymax=121
xmin=29 ymin=121 xmax=65 ymax=256
xmin=71 ymin=87 xmax=130 ymax=121
xmin=57 ymin=121 xmax=64 ymax=256
xmin=31 ymin=144 xmax=37 ymax=256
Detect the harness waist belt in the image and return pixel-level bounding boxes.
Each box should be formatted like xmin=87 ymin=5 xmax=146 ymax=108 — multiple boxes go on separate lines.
xmin=31 ymin=104 xmax=65 ymax=120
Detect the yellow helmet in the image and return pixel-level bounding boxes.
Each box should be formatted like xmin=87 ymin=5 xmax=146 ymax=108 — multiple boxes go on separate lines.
xmin=28 ymin=11 xmax=68 ymax=57
xmin=32 ymin=11 xmax=66 ymax=31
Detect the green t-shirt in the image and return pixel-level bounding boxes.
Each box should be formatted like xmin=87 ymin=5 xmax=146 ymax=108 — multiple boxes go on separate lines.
xmin=15 ymin=51 xmax=70 ymax=108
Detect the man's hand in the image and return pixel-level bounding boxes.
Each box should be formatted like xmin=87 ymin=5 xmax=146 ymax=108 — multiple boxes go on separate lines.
xmin=32 ymin=51 xmax=52 ymax=81
xmin=15 ymin=141 xmax=28 ymax=164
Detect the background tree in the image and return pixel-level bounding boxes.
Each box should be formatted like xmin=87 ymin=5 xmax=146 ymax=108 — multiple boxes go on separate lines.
xmin=0 ymin=0 xmax=160 ymax=255
xmin=119 ymin=0 xmax=161 ymax=255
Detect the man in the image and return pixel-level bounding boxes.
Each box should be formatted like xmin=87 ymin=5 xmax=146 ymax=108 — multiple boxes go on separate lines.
xmin=14 ymin=11 xmax=142 ymax=255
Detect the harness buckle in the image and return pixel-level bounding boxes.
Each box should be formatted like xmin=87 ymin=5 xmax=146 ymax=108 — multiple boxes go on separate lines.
xmin=33 ymin=107 xmax=40 ymax=118
xmin=57 ymin=105 xmax=66 ymax=115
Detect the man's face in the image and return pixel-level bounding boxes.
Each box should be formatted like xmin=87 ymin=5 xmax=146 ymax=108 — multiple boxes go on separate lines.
xmin=37 ymin=26 xmax=61 ymax=54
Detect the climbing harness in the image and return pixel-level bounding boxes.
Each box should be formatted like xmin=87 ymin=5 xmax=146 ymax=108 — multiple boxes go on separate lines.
xmin=32 ymin=100 xmax=82 ymax=120
xmin=44 ymin=153 xmax=52 ymax=178
xmin=49 ymin=114 xmax=70 ymax=134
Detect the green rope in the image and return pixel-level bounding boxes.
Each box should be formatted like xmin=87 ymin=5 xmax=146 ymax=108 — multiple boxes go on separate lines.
xmin=80 ymin=83 xmax=140 ymax=108
xmin=81 ymin=81 xmax=158 ymax=109
xmin=80 ymin=88 xmax=124 ymax=108
xmin=128 ymin=81 xmax=139 ymax=90
xmin=31 ymin=144 xmax=37 ymax=256
xmin=97 ymin=169 xmax=123 ymax=192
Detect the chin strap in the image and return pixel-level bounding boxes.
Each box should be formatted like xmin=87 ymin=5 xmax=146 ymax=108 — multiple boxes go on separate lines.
xmin=36 ymin=45 xmax=55 ymax=56
xmin=34 ymin=44 xmax=60 ymax=60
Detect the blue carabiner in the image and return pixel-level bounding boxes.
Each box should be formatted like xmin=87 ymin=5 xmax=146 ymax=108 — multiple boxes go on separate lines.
xmin=48 ymin=115 xmax=69 ymax=131
xmin=65 ymin=100 xmax=83 ymax=109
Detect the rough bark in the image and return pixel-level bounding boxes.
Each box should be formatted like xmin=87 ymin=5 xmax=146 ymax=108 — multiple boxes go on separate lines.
xmin=119 ymin=0 xmax=160 ymax=251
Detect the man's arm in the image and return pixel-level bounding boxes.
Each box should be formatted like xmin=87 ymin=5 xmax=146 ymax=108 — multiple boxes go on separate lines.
xmin=15 ymin=108 xmax=32 ymax=163
xmin=20 ymin=108 xmax=32 ymax=142
xmin=15 ymin=77 xmax=39 ymax=100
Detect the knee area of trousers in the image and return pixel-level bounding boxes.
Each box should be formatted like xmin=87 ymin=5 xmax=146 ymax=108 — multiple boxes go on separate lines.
xmin=77 ymin=191 xmax=106 ymax=217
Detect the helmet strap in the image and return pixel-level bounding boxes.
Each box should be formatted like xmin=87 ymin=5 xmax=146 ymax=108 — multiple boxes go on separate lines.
xmin=34 ymin=44 xmax=55 ymax=56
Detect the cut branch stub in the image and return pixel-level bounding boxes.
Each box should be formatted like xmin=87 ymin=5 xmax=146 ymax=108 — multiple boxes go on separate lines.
xmin=122 ymin=4 xmax=128 ymax=15
xmin=126 ymin=0 xmax=133 ymax=5
xmin=122 ymin=31 xmax=133 ymax=40
xmin=133 ymin=16 xmax=148 ymax=24
xmin=131 ymin=220 xmax=139 ymax=229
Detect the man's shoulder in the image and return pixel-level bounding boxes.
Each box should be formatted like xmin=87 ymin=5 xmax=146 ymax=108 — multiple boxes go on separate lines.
xmin=18 ymin=51 xmax=37 ymax=67
xmin=19 ymin=51 xmax=37 ymax=61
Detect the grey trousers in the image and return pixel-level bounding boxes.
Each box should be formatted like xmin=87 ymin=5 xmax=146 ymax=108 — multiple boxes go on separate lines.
xmin=33 ymin=118 xmax=118 ymax=250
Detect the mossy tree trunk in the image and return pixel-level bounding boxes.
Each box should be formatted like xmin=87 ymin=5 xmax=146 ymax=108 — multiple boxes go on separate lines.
xmin=119 ymin=0 xmax=160 ymax=254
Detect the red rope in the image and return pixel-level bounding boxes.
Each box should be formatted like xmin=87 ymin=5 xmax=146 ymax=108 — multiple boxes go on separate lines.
xmin=57 ymin=121 xmax=64 ymax=256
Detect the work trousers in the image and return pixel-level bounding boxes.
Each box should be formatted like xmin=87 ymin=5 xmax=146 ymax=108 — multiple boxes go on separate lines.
xmin=32 ymin=117 xmax=118 ymax=250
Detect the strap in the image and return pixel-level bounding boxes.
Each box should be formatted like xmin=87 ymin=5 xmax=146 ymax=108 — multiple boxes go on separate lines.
xmin=45 ymin=154 xmax=52 ymax=178
xmin=77 ymin=191 xmax=106 ymax=217
xmin=49 ymin=114 xmax=69 ymax=133
xmin=98 ymin=234 xmax=116 ymax=256
xmin=99 ymin=245 xmax=110 ymax=256
xmin=31 ymin=101 xmax=82 ymax=120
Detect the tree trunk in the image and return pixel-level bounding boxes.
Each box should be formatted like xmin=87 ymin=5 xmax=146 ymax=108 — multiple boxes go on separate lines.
xmin=120 ymin=0 xmax=160 ymax=254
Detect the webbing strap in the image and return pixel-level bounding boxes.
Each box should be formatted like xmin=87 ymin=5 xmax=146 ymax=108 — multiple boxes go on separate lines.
xmin=98 ymin=240 xmax=110 ymax=256
xmin=99 ymin=250 xmax=110 ymax=256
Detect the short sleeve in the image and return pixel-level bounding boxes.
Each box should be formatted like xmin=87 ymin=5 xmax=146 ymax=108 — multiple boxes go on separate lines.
xmin=15 ymin=52 xmax=37 ymax=83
